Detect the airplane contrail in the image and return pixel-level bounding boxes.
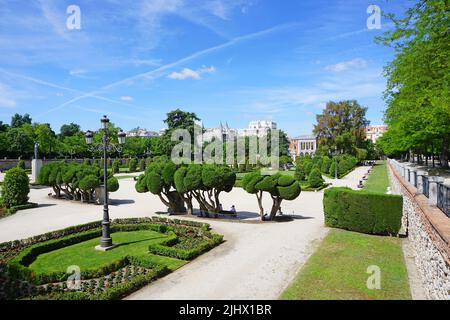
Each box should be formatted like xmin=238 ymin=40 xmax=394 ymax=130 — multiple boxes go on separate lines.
xmin=39 ymin=22 xmax=301 ymax=116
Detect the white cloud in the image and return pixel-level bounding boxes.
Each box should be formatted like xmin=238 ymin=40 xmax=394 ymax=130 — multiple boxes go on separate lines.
xmin=69 ymin=69 xmax=89 ymax=77
xmin=168 ymin=65 xmax=216 ymax=80
xmin=0 ymin=83 xmax=16 ymax=108
xmin=120 ymin=96 xmax=134 ymax=102
xmin=325 ymin=58 xmax=368 ymax=73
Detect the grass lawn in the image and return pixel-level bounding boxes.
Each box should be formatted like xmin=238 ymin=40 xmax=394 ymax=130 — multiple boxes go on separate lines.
xmin=115 ymin=175 xmax=135 ymax=180
xmin=363 ymin=161 xmax=390 ymax=194
xmin=280 ymin=229 xmax=411 ymax=300
xmin=29 ymin=230 xmax=186 ymax=275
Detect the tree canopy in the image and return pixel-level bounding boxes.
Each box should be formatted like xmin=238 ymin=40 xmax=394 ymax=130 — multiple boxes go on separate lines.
xmin=376 ymin=0 xmax=450 ymax=167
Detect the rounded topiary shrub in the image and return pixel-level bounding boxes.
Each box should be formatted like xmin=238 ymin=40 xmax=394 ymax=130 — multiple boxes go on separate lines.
xmin=112 ymin=160 xmax=120 ymax=174
xmin=139 ymin=159 xmax=146 ymax=172
xmin=107 ymin=177 xmax=120 ymax=192
xmin=128 ymin=158 xmax=138 ymax=172
xmin=308 ymin=168 xmax=324 ymax=188
xmin=17 ymin=160 xmax=26 ymax=170
xmin=1 ymin=167 xmax=30 ymax=208
xmin=79 ymin=175 xmax=100 ymax=191
xmin=294 ymin=165 xmax=306 ymax=181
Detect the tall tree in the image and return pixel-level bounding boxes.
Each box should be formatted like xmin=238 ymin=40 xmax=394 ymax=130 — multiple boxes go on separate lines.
xmin=60 ymin=123 xmax=81 ymax=138
xmin=377 ymin=0 xmax=450 ymax=167
xmin=10 ymin=113 xmax=32 ymax=128
xmin=313 ymin=100 xmax=369 ymax=155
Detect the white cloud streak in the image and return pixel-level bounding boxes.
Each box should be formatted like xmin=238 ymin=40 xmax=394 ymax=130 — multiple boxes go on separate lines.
xmin=168 ymin=66 xmax=216 ymax=80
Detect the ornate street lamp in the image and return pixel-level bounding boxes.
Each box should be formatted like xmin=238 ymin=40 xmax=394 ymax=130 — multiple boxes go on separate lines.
xmin=334 ymin=146 xmax=338 ymax=179
xmin=85 ymin=116 xmax=126 ymax=251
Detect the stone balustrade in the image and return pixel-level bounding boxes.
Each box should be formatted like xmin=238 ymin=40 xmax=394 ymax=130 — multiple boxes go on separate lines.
xmin=388 ymin=159 xmax=450 ymax=300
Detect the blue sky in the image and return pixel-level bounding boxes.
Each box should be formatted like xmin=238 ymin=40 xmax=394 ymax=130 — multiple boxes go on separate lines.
xmin=0 ymin=0 xmax=411 ymax=136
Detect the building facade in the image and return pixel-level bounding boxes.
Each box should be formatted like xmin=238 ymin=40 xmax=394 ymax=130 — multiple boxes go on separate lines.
xmin=202 ymin=122 xmax=238 ymax=142
xmin=365 ymin=125 xmax=387 ymax=143
xmin=127 ymin=128 xmax=159 ymax=138
xmin=289 ymin=135 xmax=318 ymax=159
xmin=238 ymin=120 xmax=277 ymax=138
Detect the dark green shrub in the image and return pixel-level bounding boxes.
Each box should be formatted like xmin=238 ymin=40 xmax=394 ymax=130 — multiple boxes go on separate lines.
xmin=329 ymin=161 xmax=339 ymax=177
xmin=107 ymin=177 xmax=119 ymax=192
xmin=1 ymin=167 xmax=30 ymax=208
xmin=139 ymin=159 xmax=146 ymax=172
xmin=129 ymin=158 xmax=138 ymax=172
xmin=294 ymin=165 xmax=306 ymax=181
xmin=321 ymin=156 xmax=332 ymax=174
xmin=304 ymin=162 xmax=313 ymax=176
xmin=17 ymin=160 xmax=26 ymax=170
xmin=323 ymin=187 xmax=403 ymax=235
xmin=79 ymin=175 xmax=99 ymax=191
xmin=308 ymin=168 xmax=324 ymax=188
xmin=112 ymin=160 xmax=120 ymax=174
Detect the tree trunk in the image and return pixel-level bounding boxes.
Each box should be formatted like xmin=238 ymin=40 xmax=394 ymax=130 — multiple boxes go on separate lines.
xmin=440 ymin=137 xmax=449 ymax=169
xmin=256 ymin=191 xmax=264 ymax=220
xmin=269 ymin=197 xmax=283 ymax=221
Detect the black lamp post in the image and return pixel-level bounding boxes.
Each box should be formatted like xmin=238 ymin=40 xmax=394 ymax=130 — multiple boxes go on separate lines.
xmin=85 ymin=116 xmax=126 ymax=250
xmin=334 ymin=146 xmax=338 ymax=180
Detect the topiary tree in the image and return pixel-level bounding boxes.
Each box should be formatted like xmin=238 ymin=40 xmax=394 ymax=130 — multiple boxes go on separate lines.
xmin=308 ymin=168 xmax=324 ymax=188
xmin=1 ymin=167 xmax=30 ymax=208
xmin=304 ymin=162 xmax=314 ymax=177
xmin=39 ymin=162 xmax=118 ymax=202
xmin=135 ymin=157 xmax=186 ymax=214
xmin=243 ymin=172 xmax=301 ymax=221
xmin=199 ymin=164 xmax=236 ymax=213
xmin=107 ymin=176 xmax=119 ymax=193
xmin=129 ymin=158 xmax=138 ymax=172
xmin=112 ymin=159 xmax=120 ymax=174
xmin=79 ymin=175 xmax=99 ymax=202
xmin=17 ymin=160 xmax=26 ymax=170
xmin=294 ymin=165 xmax=306 ymax=181
xmin=329 ymin=161 xmax=339 ymax=178
xmin=321 ymin=156 xmax=332 ymax=174
xmin=139 ymin=158 xmax=146 ymax=172
xmin=174 ymin=164 xmax=203 ymax=215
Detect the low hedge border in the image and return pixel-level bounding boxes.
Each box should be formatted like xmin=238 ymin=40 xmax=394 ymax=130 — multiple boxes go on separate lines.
xmin=6 ymin=202 xmax=39 ymax=215
xmin=323 ymin=187 xmax=403 ymax=236
xmin=3 ymin=219 xmax=222 ymax=286
xmin=149 ymin=232 xmax=223 ymax=260
xmin=28 ymin=264 xmax=170 ymax=300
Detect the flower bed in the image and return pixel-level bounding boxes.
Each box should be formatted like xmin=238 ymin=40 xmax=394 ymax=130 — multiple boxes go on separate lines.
xmin=0 ymin=217 xmax=222 ymax=300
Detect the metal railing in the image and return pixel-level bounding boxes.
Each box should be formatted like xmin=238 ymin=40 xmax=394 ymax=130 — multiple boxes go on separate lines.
xmin=414 ymin=171 xmax=418 ymax=188
xmin=437 ymin=183 xmax=450 ymax=218
xmin=407 ymin=169 xmax=411 ymax=182
xmin=422 ymin=176 xmax=430 ymax=198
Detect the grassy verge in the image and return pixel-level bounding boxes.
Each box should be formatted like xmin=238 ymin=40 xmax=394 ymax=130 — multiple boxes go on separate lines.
xmin=363 ymin=161 xmax=389 ymax=194
xmin=280 ymin=229 xmax=411 ymax=300
xmin=29 ymin=230 xmax=186 ymax=275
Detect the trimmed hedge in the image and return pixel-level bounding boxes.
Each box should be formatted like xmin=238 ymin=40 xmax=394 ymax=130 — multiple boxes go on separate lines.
xmin=323 ymin=187 xmax=403 ymax=235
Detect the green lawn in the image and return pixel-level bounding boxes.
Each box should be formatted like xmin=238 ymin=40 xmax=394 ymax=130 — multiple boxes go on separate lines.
xmin=29 ymin=230 xmax=186 ymax=275
xmin=363 ymin=161 xmax=390 ymax=194
xmin=281 ymin=229 xmax=411 ymax=300
xmin=115 ymin=175 xmax=135 ymax=180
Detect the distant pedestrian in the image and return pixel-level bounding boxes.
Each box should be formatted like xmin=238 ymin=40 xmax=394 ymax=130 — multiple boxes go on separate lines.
xmin=230 ymin=205 xmax=236 ymax=214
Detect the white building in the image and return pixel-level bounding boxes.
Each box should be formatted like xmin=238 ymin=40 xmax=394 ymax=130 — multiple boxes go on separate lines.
xmin=127 ymin=128 xmax=159 ymax=138
xmin=202 ymin=122 xmax=238 ymax=143
xmin=238 ymin=121 xmax=277 ymax=137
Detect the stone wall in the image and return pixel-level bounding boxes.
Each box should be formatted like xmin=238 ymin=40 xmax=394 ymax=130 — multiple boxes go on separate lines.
xmin=388 ymin=161 xmax=450 ymax=300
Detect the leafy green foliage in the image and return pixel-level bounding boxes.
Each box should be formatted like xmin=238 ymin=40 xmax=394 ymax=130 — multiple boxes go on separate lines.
xmin=376 ymin=0 xmax=450 ymax=167
xmin=308 ymin=169 xmax=324 ymax=188
xmin=324 ymin=187 xmax=403 ymax=235
xmin=1 ymin=167 xmax=30 ymax=208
